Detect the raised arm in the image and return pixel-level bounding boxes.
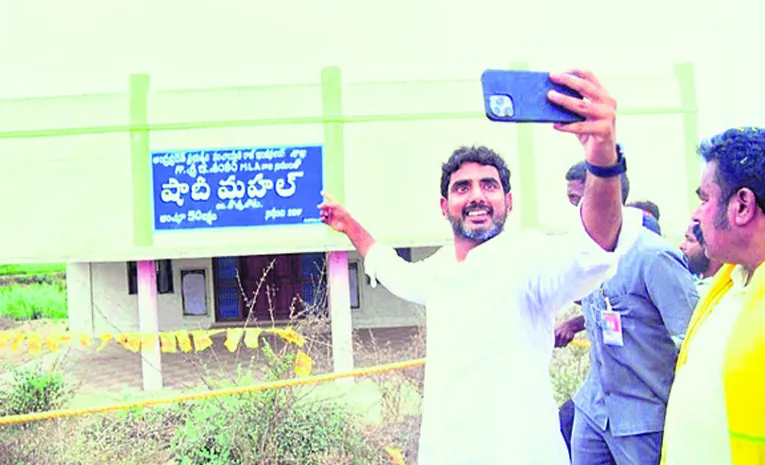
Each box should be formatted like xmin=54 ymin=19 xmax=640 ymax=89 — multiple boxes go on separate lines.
xmin=548 ymin=70 xmax=624 ymax=251
xmin=525 ymin=70 xmax=641 ymax=316
xmin=318 ymin=192 xmax=430 ymax=305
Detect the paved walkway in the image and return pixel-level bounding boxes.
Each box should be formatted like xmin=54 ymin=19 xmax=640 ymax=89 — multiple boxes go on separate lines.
xmin=2 ymin=325 xmax=424 ymax=400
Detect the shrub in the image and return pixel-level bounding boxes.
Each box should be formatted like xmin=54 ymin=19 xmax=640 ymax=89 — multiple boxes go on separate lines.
xmin=171 ymin=397 xmax=245 ymax=465
xmin=66 ymin=406 xmax=183 ymax=464
xmin=251 ymin=393 xmax=375 ymax=464
xmin=171 ymin=339 xmax=376 ymax=465
xmin=170 ymin=393 xmax=376 ymax=465
xmin=0 ymin=362 xmax=74 ymax=416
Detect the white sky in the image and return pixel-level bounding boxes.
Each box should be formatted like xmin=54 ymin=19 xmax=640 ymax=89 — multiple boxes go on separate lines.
xmin=0 ymin=4 xmax=744 ymax=77
xmin=0 ymin=0 xmax=762 ymax=259
xmin=0 ymin=0 xmax=760 ymax=131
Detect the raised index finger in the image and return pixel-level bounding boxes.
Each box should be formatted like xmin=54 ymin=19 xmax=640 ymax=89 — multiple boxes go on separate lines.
xmin=319 ymin=191 xmax=337 ymax=206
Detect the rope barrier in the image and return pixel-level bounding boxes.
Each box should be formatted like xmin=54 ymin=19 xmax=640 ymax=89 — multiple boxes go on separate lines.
xmin=0 ymin=337 xmax=589 ymax=426
xmin=0 ymin=358 xmax=425 ymax=426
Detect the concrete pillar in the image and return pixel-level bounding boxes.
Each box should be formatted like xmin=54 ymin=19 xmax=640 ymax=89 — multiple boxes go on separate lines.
xmin=64 ymin=262 xmax=94 ymax=335
xmin=137 ymin=260 xmax=163 ymax=391
xmin=327 ymin=251 xmax=354 ymax=381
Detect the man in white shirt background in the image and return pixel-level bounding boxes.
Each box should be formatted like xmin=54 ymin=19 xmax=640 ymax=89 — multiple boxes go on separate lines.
xmin=319 ymin=69 xmax=643 ymax=465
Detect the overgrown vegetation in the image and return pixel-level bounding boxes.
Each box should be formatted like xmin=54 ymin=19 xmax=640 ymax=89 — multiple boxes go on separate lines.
xmin=165 ymin=337 xmax=378 ymax=465
xmin=0 ymin=327 xmax=393 ymax=465
xmin=0 ymin=283 xmax=68 ymax=321
xmin=0 ymin=258 xmax=589 ymax=464
xmin=0 ymin=262 xmax=67 ymax=321
xmin=0 ymin=264 xmax=66 ymax=277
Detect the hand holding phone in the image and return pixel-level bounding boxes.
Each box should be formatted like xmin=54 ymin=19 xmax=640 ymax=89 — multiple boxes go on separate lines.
xmin=481 ymin=68 xmax=619 ymax=166
xmin=481 ymin=69 xmax=585 ymax=124
xmin=546 ymin=70 xmax=619 ymax=167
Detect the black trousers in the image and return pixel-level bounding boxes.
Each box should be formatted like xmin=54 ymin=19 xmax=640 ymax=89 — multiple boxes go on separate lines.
xmin=559 ymin=398 xmax=576 ymax=460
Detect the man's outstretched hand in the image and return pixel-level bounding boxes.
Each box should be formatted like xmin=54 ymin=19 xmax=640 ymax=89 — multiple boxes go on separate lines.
xmin=318 ymin=191 xmax=350 ymax=234
xmin=318 ymin=191 xmax=376 ymax=257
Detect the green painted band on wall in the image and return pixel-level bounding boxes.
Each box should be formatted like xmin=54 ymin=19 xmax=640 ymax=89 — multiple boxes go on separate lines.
xmin=130 ymin=74 xmax=152 ymax=247
xmin=0 ymin=108 xmax=695 ymax=141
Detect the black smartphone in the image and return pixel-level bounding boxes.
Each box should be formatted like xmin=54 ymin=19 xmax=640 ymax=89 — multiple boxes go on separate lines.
xmin=481 ymin=69 xmax=585 ymax=123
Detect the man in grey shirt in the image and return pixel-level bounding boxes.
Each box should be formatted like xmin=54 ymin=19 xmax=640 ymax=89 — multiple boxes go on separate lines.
xmin=556 ymin=160 xmax=700 ymax=465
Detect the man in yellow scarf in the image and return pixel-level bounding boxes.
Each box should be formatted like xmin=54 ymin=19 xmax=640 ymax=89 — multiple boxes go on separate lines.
xmin=661 ymin=126 xmax=765 ymax=465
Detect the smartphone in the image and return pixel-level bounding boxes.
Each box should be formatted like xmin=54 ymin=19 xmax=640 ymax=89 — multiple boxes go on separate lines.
xmin=481 ymin=69 xmax=585 ymax=123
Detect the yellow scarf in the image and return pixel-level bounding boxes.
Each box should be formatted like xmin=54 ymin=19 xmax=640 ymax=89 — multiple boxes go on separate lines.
xmin=661 ymin=261 xmax=765 ymax=464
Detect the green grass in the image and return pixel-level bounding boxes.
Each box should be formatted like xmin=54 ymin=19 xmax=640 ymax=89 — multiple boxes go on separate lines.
xmin=0 ymin=263 xmax=66 ymax=276
xmin=0 ymin=283 xmax=68 ymax=320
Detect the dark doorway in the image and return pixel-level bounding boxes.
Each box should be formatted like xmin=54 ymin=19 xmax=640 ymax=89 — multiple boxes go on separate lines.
xmin=213 ymin=253 xmax=327 ymax=323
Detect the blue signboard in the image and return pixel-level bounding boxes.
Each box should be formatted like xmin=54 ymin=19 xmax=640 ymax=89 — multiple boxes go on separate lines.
xmin=151 ymin=144 xmax=323 ymax=231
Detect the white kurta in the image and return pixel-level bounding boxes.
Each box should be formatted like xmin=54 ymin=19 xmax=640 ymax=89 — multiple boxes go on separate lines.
xmin=364 ymin=207 xmax=643 ymax=465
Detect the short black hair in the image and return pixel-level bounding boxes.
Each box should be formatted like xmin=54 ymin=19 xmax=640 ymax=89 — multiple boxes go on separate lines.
xmin=698 ymin=127 xmax=765 ymax=213
xmin=441 ymin=145 xmax=511 ymax=198
xmin=692 ymin=222 xmax=705 ymax=247
xmin=564 ymin=144 xmax=630 ymax=204
xmin=565 ymin=161 xmax=587 ymax=184
xmin=627 ymin=200 xmax=661 ymax=221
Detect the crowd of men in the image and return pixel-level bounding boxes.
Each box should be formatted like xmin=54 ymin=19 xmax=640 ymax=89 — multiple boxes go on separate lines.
xmin=318 ymin=70 xmax=764 ymax=465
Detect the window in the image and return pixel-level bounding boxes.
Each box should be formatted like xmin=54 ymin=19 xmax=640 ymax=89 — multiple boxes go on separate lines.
xmin=127 ymin=262 xmax=136 ymax=294
xmin=127 ymin=259 xmax=174 ymax=295
xmin=181 ymin=269 xmax=208 ymax=316
xmin=348 ymin=262 xmax=360 ymax=309
xmin=214 ymin=256 xmax=242 ymax=320
xmin=157 ymin=260 xmax=174 ymax=293
xmin=300 ymin=253 xmax=328 ymax=315
xmin=214 ymin=254 xmax=328 ymax=322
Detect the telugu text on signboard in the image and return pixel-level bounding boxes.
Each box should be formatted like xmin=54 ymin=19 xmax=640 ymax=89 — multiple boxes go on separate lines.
xmin=151 ymin=145 xmax=323 ymax=231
